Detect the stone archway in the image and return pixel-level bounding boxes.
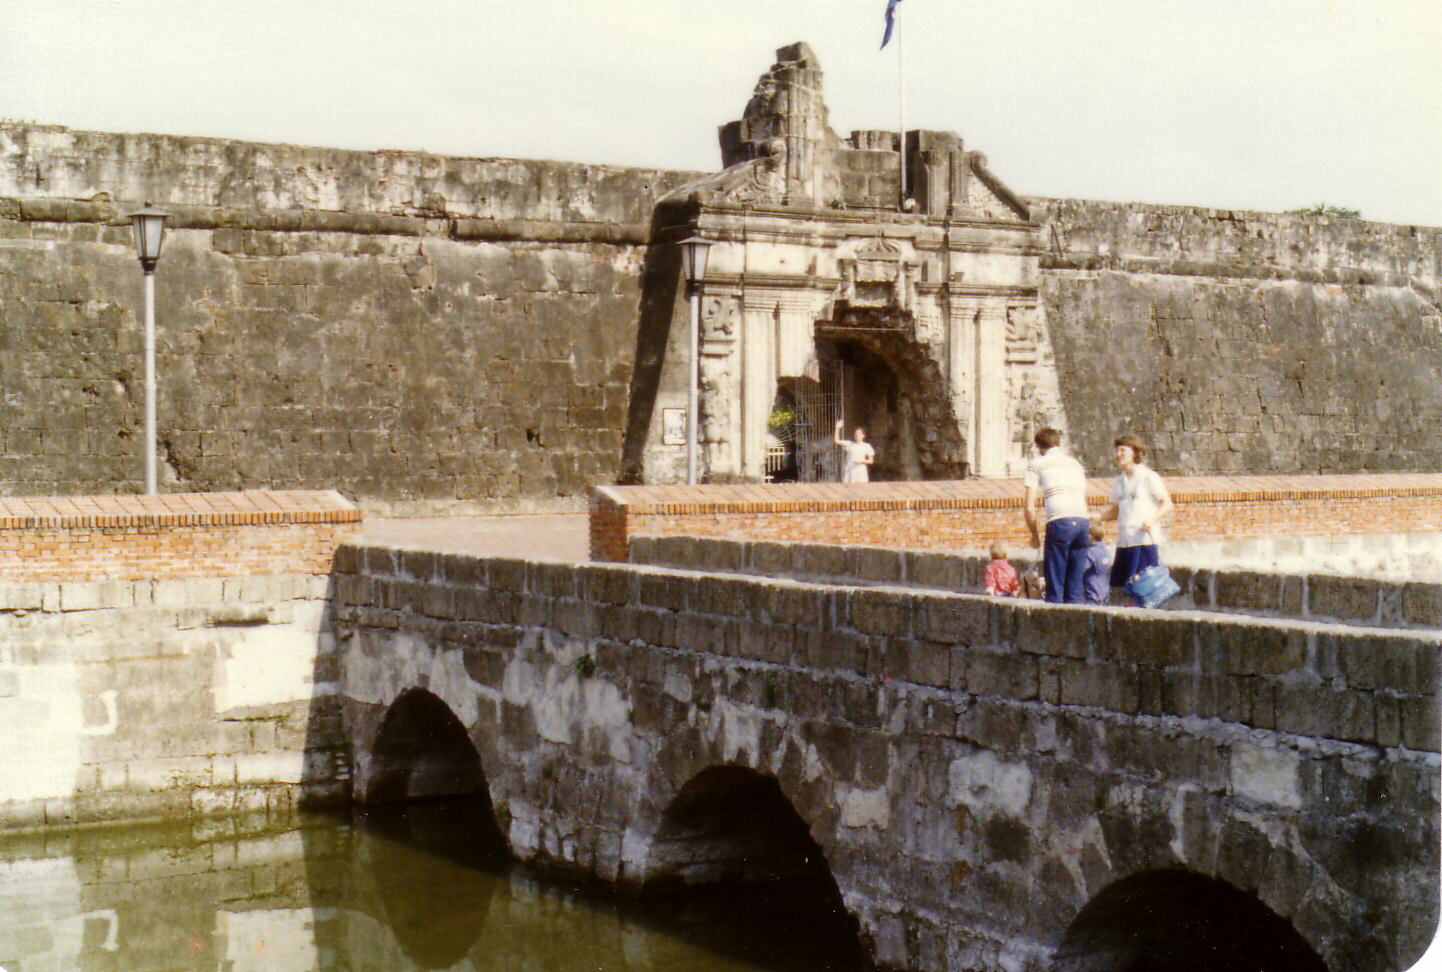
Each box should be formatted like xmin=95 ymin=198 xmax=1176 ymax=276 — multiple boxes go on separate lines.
xmin=1051 ymin=869 xmax=1329 ymax=972
xmin=634 ymin=43 xmax=1069 ymax=485
xmin=364 ymin=687 xmax=490 ymax=804
xmin=816 ymin=319 xmax=967 ymax=480
xmin=641 ymin=765 xmax=871 ymax=969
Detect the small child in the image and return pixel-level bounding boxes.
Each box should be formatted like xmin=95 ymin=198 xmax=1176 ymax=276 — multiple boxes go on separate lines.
xmin=984 ymin=543 xmax=1021 ymax=597
xmin=1083 ymin=522 xmax=1113 ymax=605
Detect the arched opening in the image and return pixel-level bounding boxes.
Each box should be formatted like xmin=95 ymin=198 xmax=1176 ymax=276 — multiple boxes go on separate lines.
xmin=642 ymin=766 xmax=871 ymax=970
xmin=355 ymin=689 xmax=511 ymax=968
xmin=1052 ymin=869 xmax=1329 ymax=972
xmin=814 ymin=326 xmax=966 ymax=480
xmin=367 ymin=688 xmax=488 ymax=804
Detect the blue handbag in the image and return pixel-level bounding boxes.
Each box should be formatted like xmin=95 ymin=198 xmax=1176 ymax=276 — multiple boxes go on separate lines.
xmin=1123 ymin=564 xmax=1180 ymax=609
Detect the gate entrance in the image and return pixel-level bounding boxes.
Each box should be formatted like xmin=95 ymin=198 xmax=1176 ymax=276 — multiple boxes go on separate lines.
xmin=767 ymin=359 xmax=847 ymax=482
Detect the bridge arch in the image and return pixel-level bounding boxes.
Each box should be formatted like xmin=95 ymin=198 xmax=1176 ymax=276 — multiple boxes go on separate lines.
xmin=1051 ymin=868 xmax=1328 ymax=972
xmin=641 ymin=764 xmax=870 ymax=969
xmin=362 ymin=687 xmax=490 ymax=805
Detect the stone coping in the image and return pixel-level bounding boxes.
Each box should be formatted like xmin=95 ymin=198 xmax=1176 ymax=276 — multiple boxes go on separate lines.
xmin=0 ymin=490 xmax=361 ymax=529
xmin=592 ymin=473 xmax=1442 ymax=514
xmin=627 ymin=535 xmax=1442 ymax=632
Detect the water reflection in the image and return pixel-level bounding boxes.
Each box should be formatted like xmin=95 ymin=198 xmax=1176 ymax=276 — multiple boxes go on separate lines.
xmin=0 ymin=799 xmax=869 ymax=971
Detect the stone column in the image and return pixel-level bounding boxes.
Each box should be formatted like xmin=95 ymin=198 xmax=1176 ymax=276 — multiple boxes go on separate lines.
xmin=974 ymin=303 xmax=1010 ymax=477
xmin=946 ymin=298 xmax=980 ymax=473
xmin=740 ymin=294 xmax=780 ymax=479
xmin=775 ymin=294 xmax=818 ymax=378
xmin=699 ymin=293 xmax=742 ymax=480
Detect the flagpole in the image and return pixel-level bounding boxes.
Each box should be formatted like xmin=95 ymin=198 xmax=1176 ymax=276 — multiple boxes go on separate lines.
xmin=897 ymin=3 xmax=907 ymax=209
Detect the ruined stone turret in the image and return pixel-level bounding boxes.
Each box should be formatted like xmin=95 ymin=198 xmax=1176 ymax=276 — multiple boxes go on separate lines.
xmin=717 ymin=42 xmax=844 ymax=207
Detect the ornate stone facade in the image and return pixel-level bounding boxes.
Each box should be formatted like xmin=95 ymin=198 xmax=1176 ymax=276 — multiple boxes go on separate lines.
xmin=640 ymin=43 xmax=1067 ymax=483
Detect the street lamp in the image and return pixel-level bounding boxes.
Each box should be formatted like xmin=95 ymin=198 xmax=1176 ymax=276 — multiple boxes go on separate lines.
xmin=128 ymin=202 xmax=170 ymax=494
xmin=678 ymin=235 xmax=712 ymax=485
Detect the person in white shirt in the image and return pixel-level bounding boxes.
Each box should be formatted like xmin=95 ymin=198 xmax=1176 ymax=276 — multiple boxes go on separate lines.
xmin=1100 ymin=433 xmax=1174 ymax=594
xmin=834 ymin=419 xmax=875 ymax=483
xmin=1022 ymin=427 xmax=1092 ymax=604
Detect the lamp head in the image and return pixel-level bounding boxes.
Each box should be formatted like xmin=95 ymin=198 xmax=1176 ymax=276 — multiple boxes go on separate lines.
xmin=678 ymin=235 xmax=712 ymax=292
xmin=128 ymin=202 xmax=171 ymax=272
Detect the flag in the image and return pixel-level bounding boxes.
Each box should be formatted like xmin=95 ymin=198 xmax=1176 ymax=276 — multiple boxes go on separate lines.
xmin=880 ymin=0 xmax=901 ymax=49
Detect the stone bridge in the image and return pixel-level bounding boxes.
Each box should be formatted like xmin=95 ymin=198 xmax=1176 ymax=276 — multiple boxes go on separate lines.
xmin=328 ymin=540 xmax=1439 ymax=972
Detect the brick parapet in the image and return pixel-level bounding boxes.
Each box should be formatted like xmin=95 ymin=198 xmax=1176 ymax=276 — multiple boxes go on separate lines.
xmin=590 ymin=474 xmax=1442 ymax=562
xmin=0 ymin=490 xmax=361 ymax=582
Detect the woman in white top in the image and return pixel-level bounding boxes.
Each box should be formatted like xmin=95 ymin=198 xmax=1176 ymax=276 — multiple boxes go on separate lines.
xmin=834 ymin=419 xmax=875 ymax=483
xmin=1100 ymin=433 xmax=1173 ymax=590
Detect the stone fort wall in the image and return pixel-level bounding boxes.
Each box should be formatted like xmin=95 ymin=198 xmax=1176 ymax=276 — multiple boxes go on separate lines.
xmin=0 ymin=123 xmax=699 ymax=512
xmin=2 ymin=123 xmax=1439 ymax=509
xmin=1032 ymin=198 xmax=1442 ymax=475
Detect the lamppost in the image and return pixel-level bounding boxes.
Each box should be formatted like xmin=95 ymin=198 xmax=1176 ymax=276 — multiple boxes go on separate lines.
xmin=128 ymin=202 xmax=170 ymax=494
xmin=678 ymin=235 xmax=712 ymax=485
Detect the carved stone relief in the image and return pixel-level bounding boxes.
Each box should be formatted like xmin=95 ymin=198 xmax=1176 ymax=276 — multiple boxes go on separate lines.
xmin=726 ymin=138 xmax=788 ymax=205
xmin=701 ymin=294 xmax=739 ymax=344
xmin=1005 ymin=306 xmax=1040 ymax=365
xmin=699 ymin=349 xmax=736 ymax=474
xmin=639 ymin=43 xmax=1054 ymax=484
xmin=1004 ymin=303 xmax=1067 ymax=474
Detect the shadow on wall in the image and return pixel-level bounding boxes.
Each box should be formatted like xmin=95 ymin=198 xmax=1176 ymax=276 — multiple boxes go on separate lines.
xmin=1051 ymin=869 xmax=1329 ymax=972
xmin=619 ymin=198 xmax=690 ymax=484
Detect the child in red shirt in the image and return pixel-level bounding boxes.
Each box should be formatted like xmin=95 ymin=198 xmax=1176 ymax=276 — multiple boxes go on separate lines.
xmin=984 ymin=543 xmax=1021 ymax=596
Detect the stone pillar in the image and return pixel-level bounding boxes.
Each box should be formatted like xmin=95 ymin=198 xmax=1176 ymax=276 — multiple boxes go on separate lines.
xmin=776 ymin=294 xmax=818 ymax=378
xmin=740 ymin=294 xmax=780 ymax=479
xmin=699 ymin=293 xmax=742 ymax=480
xmin=974 ymin=303 xmax=1010 ymax=477
xmin=946 ymin=298 xmax=980 ymax=473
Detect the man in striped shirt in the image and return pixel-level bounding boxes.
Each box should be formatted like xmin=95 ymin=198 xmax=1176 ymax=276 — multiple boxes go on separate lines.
xmin=1022 ymin=427 xmax=1091 ymax=604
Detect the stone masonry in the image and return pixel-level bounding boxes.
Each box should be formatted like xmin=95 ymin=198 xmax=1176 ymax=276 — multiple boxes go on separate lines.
xmin=0 ymin=570 xmax=344 ymax=830
xmin=627 ymin=535 xmax=1442 ymax=632
xmin=328 ymin=544 xmax=1440 ymax=972
xmin=3 ymin=42 xmax=1440 ymax=506
xmin=1033 ymin=198 xmax=1442 ymax=476
xmin=0 ymin=491 xmax=358 ymax=829
xmin=0 ymin=122 xmax=699 ymax=511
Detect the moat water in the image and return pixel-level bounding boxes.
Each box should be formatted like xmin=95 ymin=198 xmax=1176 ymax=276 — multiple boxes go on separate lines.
xmin=0 ymin=797 xmax=870 ymax=971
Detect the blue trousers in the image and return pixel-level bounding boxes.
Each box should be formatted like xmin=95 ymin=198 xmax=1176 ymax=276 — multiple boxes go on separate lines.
xmin=1043 ymin=517 xmax=1091 ymax=604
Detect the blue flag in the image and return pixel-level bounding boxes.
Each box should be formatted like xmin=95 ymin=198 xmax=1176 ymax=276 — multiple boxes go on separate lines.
xmin=881 ymin=0 xmax=901 ymax=49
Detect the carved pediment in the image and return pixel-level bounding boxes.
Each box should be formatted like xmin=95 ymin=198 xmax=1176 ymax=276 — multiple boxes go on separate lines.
xmin=855 ymin=238 xmax=902 ymax=260
xmin=836 ymin=238 xmax=915 ymax=310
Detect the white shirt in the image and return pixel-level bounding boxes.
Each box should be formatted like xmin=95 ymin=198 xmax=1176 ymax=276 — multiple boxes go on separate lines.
xmin=1110 ymin=465 xmax=1170 ymax=547
xmin=1022 ymin=448 xmax=1090 ymax=522
xmin=840 ymin=441 xmax=875 ymax=482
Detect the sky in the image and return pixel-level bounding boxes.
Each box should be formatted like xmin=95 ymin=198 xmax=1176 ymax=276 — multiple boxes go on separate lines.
xmin=3 ymin=0 xmax=1440 ymax=227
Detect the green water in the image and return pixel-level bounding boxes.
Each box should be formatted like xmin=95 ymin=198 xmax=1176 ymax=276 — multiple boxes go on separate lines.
xmin=0 ymin=798 xmax=870 ymax=971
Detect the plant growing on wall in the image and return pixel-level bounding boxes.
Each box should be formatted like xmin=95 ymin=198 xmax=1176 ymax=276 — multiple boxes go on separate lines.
xmin=1287 ymin=203 xmax=1361 ymax=220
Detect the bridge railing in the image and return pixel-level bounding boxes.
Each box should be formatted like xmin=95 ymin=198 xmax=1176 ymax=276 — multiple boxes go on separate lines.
xmin=629 ymin=534 xmax=1442 ymax=632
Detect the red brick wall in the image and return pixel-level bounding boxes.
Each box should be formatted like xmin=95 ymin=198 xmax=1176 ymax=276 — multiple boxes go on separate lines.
xmin=589 ymin=475 xmax=1442 ymax=562
xmin=0 ymin=490 xmax=362 ymax=581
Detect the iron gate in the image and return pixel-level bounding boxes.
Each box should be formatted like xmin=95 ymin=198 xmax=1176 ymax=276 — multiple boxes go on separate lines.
xmin=792 ymin=359 xmax=847 ymax=482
